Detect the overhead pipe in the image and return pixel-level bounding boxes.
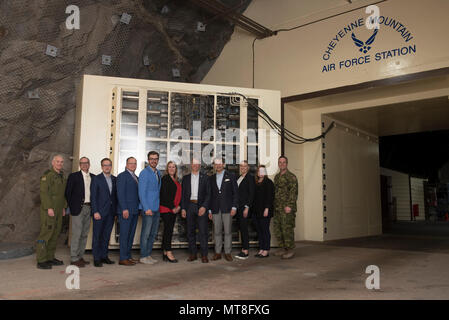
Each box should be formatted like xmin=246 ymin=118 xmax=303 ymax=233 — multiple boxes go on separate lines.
xmin=189 ymin=0 xmax=275 ymax=39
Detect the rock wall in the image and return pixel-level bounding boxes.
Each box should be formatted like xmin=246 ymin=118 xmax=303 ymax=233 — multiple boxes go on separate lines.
xmin=0 ymin=0 xmax=250 ymax=242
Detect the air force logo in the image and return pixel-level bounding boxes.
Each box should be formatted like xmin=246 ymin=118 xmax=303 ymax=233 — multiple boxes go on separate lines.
xmin=321 ymin=16 xmax=416 ymax=73
xmin=351 ymin=28 xmax=379 ymax=54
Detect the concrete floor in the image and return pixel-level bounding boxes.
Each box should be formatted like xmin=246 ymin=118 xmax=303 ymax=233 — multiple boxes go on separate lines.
xmin=1 ymin=233 xmax=449 ymax=300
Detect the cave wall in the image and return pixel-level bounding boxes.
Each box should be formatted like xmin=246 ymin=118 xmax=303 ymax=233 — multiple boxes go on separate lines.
xmin=0 ymin=0 xmax=250 ymax=242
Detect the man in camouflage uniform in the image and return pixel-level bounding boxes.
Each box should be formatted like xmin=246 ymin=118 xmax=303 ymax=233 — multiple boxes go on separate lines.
xmin=273 ymin=155 xmax=298 ymax=259
xmin=36 ymin=155 xmax=67 ymax=269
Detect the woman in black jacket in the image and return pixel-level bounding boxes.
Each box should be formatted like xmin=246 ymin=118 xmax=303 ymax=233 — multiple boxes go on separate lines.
xmin=252 ymin=165 xmax=274 ymax=258
xmin=159 ymin=161 xmax=182 ymax=263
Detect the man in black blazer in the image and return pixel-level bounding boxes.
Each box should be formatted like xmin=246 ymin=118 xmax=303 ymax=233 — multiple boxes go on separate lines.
xmin=235 ymin=160 xmax=255 ymax=260
xmin=208 ymin=158 xmax=239 ymax=262
xmin=65 ymin=157 xmax=95 ymax=267
xmin=181 ymin=159 xmax=211 ymax=263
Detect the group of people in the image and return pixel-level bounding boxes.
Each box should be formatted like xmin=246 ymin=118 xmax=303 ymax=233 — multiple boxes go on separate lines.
xmin=36 ymin=152 xmax=298 ymax=270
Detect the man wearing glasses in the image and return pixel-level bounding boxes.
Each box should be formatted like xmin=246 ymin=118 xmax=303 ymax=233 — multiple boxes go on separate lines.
xmin=138 ymin=151 xmax=162 ymax=264
xmin=90 ymin=158 xmax=118 ymax=267
xmin=65 ymin=157 xmax=95 ymax=267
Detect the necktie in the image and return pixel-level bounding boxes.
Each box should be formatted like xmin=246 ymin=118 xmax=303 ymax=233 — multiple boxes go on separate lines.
xmin=131 ymin=172 xmax=138 ymax=184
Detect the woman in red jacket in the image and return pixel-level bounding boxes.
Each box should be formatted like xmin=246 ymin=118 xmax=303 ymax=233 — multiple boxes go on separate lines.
xmin=159 ymin=161 xmax=182 ymax=263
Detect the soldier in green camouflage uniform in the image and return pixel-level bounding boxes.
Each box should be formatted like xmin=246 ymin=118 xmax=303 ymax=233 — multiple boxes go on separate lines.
xmin=36 ymin=155 xmax=67 ymax=269
xmin=273 ymin=156 xmax=298 ymax=259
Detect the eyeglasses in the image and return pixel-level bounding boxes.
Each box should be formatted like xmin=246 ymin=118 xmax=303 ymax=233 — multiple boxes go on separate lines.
xmin=102 ymin=164 xmax=112 ymax=167
xmin=149 ymin=158 xmax=159 ymax=161
xmin=80 ymin=162 xmax=89 ymax=165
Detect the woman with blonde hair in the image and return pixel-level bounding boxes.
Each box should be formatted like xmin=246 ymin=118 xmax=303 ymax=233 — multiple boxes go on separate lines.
xmin=159 ymin=161 xmax=182 ymax=262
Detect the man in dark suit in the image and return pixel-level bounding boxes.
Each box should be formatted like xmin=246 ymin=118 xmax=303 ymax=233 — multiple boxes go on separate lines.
xmin=116 ymin=157 xmax=140 ymax=266
xmin=181 ymin=159 xmax=211 ymax=263
xmin=65 ymin=157 xmax=95 ymax=267
xmin=90 ymin=158 xmax=117 ymax=267
xmin=208 ymin=157 xmax=239 ymax=262
xmin=235 ymin=160 xmax=255 ymax=260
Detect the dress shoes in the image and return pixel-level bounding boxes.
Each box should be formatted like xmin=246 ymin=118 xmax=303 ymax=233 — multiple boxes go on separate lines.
xmin=70 ymin=259 xmax=85 ymax=268
xmin=163 ymin=254 xmax=178 ymax=263
xmin=201 ymin=256 xmax=209 ymax=263
xmin=37 ymin=262 xmax=52 ymax=270
xmin=224 ymin=254 xmax=233 ymax=262
xmin=101 ymin=257 xmax=115 ymax=264
xmin=119 ymin=259 xmax=135 ymax=266
xmin=212 ymin=253 xmax=222 ymax=261
xmin=80 ymin=258 xmax=90 ymax=265
xmin=187 ymin=254 xmax=197 ymax=262
xmin=47 ymin=258 xmax=64 ymax=266
xmin=94 ymin=260 xmax=103 ymax=267
xmin=129 ymin=258 xmax=140 ymax=264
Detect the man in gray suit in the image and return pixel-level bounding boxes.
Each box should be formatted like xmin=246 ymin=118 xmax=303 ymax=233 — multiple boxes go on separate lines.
xmin=208 ymin=158 xmax=239 ymax=262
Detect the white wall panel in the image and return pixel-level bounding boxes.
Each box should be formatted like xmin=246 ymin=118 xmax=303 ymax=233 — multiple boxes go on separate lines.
xmin=323 ymin=116 xmax=382 ymax=240
xmin=411 ymin=177 xmax=426 ymax=221
xmin=380 ymin=168 xmax=411 ymax=221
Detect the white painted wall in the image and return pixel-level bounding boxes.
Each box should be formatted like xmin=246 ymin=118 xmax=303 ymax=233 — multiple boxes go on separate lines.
xmin=284 ymin=103 xmax=306 ymax=239
xmin=411 ymin=177 xmax=427 ymax=221
xmin=203 ymin=0 xmax=449 ymax=95
xmin=380 ymin=168 xmax=411 ymax=221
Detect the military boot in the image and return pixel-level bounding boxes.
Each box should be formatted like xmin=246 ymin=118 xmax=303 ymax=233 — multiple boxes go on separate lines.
xmin=281 ymin=249 xmax=295 ymax=259
xmin=274 ymin=248 xmax=287 ymax=256
xmin=37 ymin=262 xmax=52 ymax=270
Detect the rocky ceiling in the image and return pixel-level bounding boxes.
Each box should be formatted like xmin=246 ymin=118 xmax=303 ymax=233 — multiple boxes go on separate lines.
xmin=0 ymin=0 xmax=251 ymax=242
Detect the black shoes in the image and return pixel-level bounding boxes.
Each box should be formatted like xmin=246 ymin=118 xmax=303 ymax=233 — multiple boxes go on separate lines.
xmin=235 ymin=252 xmax=249 ymax=260
xmin=163 ymin=254 xmax=178 ymax=263
xmin=94 ymin=260 xmax=103 ymax=267
xmin=47 ymin=258 xmax=64 ymax=266
xmin=37 ymin=259 xmax=63 ymax=269
xmin=37 ymin=261 xmax=52 ymax=269
xmin=101 ymin=257 xmax=115 ymax=264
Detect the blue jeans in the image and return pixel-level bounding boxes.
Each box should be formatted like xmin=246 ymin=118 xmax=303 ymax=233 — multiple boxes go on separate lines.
xmin=140 ymin=211 xmax=160 ymax=258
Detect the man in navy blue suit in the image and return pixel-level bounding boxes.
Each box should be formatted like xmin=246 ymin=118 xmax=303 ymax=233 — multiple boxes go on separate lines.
xmin=208 ymin=157 xmax=239 ymax=262
xmin=65 ymin=157 xmax=95 ymax=267
xmin=181 ymin=159 xmax=211 ymax=263
xmin=116 ymin=157 xmax=140 ymax=266
xmin=90 ymin=158 xmax=117 ymax=267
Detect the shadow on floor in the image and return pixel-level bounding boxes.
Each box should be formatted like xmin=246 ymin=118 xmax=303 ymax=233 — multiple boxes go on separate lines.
xmin=316 ymin=222 xmax=449 ymax=254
